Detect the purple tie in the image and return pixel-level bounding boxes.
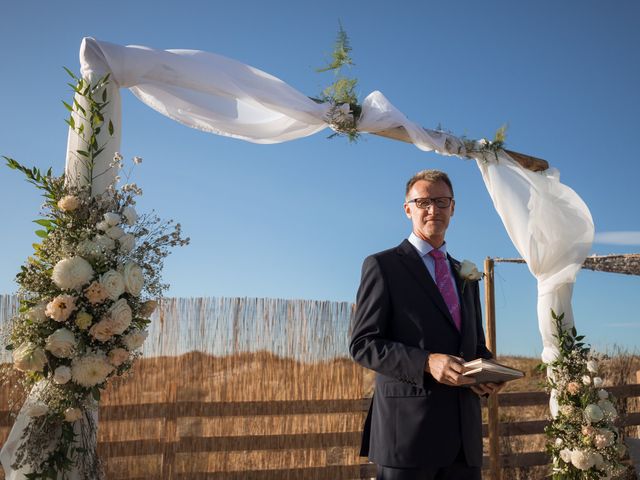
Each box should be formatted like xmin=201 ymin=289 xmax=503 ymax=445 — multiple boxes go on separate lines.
xmin=429 ymin=250 xmax=461 ymax=331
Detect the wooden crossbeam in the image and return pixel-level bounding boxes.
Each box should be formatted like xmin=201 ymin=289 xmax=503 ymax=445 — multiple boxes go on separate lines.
xmin=370 ymin=126 xmax=549 ymax=172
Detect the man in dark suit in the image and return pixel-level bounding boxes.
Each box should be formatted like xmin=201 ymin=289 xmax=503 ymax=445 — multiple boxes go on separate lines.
xmin=349 ymin=169 xmax=503 ymax=480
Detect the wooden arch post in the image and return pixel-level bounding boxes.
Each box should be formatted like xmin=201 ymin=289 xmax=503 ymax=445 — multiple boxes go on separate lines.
xmin=484 ymin=257 xmax=500 ymax=480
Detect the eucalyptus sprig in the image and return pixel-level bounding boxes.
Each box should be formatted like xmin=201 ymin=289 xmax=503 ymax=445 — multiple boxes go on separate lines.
xmin=62 ymin=67 xmax=114 ymax=186
xmin=315 ymin=23 xmax=361 ymax=142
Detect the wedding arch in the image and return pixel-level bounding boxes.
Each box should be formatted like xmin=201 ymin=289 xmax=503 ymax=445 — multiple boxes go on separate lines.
xmin=68 ymin=36 xmax=594 ymax=364
xmin=2 ymin=36 xmax=596 ymax=479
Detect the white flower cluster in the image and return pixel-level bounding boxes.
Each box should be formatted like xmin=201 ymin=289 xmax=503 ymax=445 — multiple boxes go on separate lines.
xmin=11 ymin=168 xmax=160 ymax=425
xmin=546 ymin=323 xmax=628 ymax=479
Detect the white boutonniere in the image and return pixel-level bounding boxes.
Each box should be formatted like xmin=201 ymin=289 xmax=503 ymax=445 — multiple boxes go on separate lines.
xmin=458 ymin=260 xmax=484 ymax=293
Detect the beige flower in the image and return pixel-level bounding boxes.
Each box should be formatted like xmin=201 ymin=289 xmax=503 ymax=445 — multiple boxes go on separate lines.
xmin=108 ymin=299 xmax=132 ymax=335
xmin=586 ymin=360 xmax=598 ymax=373
xmin=107 ymin=348 xmax=130 ymax=367
xmin=581 ymin=425 xmax=595 ymax=436
xmin=53 ymin=365 xmax=72 ymax=384
xmin=84 ymin=281 xmax=109 ymax=305
xmin=582 ymin=375 xmax=591 ymax=385
xmin=139 ymin=300 xmax=158 ymax=317
xmin=567 ymin=382 xmax=580 ymax=395
xmin=13 ymin=343 xmax=47 ymax=372
xmin=100 ymin=270 xmax=125 ymax=300
xmin=45 ymin=295 xmax=77 ymax=322
xmin=52 ymin=257 xmax=94 ymax=291
xmin=594 ymin=429 xmax=614 ymax=449
xmin=45 ymin=328 xmax=76 ymax=358
xmin=593 ymin=376 xmax=603 ymax=388
xmin=122 ymin=329 xmax=148 ymax=351
xmin=89 ymin=319 xmax=116 ymax=342
xmin=559 ymin=448 xmax=572 ymax=463
xmin=64 ymin=407 xmax=83 ymax=422
xmin=122 ymin=262 xmax=144 ymax=296
xmin=57 ymin=195 xmax=80 ymax=212
xmin=75 ymin=310 xmax=93 ymax=330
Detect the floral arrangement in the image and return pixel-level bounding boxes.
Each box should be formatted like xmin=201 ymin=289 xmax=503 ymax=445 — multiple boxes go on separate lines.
xmin=544 ymin=310 xmax=628 ymax=479
xmin=2 ymin=73 xmax=188 ymax=478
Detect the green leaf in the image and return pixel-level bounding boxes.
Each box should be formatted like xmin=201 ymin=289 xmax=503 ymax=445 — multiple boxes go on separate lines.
xmin=5 ymin=344 xmax=13 ymax=350
xmin=62 ymin=100 xmax=73 ymax=112
xmin=91 ymin=387 xmax=101 ymax=401
xmin=108 ymin=119 xmax=114 ymax=136
xmin=35 ymin=229 xmax=48 ymax=238
xmin=102 ymin=88 xmax=107 ymax=102
xmin=33 ymin=219 xmax=52 ymax=228
xmin=63 ymin=66 xmax=78 ymax=80
xmin=76 ymin=150 xmax=89 ymax=158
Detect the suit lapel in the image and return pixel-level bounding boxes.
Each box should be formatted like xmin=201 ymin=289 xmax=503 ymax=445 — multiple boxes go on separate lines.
xmin=396 ymin=240 xmax=456 ymax=329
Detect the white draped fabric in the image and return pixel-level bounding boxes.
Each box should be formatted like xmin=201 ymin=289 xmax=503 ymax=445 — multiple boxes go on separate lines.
xmin=2 ymin=37 xmax=593 ymax=477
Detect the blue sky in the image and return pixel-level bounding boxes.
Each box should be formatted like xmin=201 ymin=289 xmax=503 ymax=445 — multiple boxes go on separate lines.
xmin=1 ymin=1 xmax=639 ymax=357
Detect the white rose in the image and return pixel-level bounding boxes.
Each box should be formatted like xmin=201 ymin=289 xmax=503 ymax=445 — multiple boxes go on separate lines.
xmin=64 ymin=407 xmax=83 ymax=422
xmin=555 ymin=438 xmax=563 ymax=447
xmin=100 ymin=270 xmax=125 ymax=300
xmin=459 ymin=260 xmax=483 ymax=281
xmin=25 ymin=403 xmax=49 ymax=417
xmin=13 ymin=343 xmax=47 ymax=372
xmin=122 ymin=329 xmax=148 ymax=351
xmin=53 ymin=365 xmax=72 ymax=384
xmin=582 ymin=375 xmax=591 ymax=385
xmin=118 ymin=233 xmax=135 ymax=253
xmin=106 ymin=225 xmax=125 ymax=240
xmin=94 ymin=234 xmax=116 ymax=251
xmin=57 ymin=195 xmax=80 ymax=212
xmin=570 ymin=449 xmax=595 ymax=470
xmin=108 ymin=299 xmax=132 ymax=335
xmin=586 ymin=360 xmax=598 ymax=373
xmin=103 ymin=212 xmax=121 ymax=226
xmin=122 ymin=206 xmax=138 ymax=226
xmin=45 ymin=328 xmax=77 ymax=358
xmin=593 ymin=377 xmax=603 ymax=388
xmin=122 ymin=262 xmax=144 ymax=296
xmin=598 ymin=399 xmax=618 ymax=419
xmin=52 ymin=257 xmax=94 ymax=291
xmin=559 ymin=448 xmax=572 ymax=463
xmin=26 ymin=302 xmax=48 ymax=323
xmin=598 ymin=389 xmax=609 ymax=400
xmin=585 ymin=404 xmax=604 ymax=423
xmin=96 ymin=220 xmax=110 ymax=231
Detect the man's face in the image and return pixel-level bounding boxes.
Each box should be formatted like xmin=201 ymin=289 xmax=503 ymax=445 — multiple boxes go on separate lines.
xmin=403 ymin=179 xmax=455 ymax=247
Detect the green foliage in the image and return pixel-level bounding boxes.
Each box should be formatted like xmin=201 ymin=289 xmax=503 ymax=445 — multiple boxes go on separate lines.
xmin=316 ymin=23 xmax=361 ymax=142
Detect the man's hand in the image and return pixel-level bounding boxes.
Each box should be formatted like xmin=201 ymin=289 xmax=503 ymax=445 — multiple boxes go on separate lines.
xmin=470 ymin=382 xmax=506 ymax=397
xmin=425 ymin=353 xmax=475 ymax=387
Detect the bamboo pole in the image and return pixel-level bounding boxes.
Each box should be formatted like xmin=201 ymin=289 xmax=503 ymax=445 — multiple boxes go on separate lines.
xmin=369 ymin=126 xmax=549 ymax=172
xmin=484 ymin=257 xmax=501 ymax=480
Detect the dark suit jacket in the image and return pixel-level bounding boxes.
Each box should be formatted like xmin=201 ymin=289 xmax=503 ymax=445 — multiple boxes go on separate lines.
xmin=349 ymin=239 xmax=492 ymax=468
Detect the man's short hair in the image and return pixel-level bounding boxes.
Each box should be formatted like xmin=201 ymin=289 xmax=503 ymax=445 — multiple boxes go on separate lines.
xmin=405 ymin=169 xmax=454 ymax=199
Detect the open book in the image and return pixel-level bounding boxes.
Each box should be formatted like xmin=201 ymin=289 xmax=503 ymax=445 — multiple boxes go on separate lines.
xmin=462 ymin=358 xmax=525 ymax=384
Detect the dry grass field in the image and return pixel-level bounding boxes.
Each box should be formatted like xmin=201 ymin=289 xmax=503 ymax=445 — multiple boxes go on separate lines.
xmin=1 ymin=352 xmax=638 ymax=479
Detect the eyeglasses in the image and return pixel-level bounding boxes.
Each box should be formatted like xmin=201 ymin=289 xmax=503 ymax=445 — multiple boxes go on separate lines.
xmin=407 ymin=197 xmax=453 ymax=209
